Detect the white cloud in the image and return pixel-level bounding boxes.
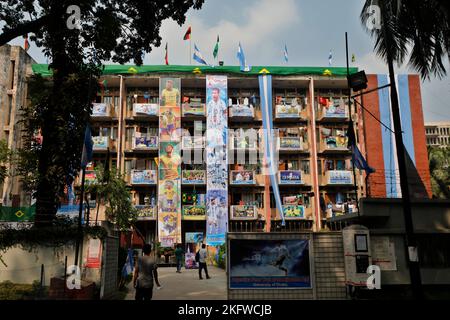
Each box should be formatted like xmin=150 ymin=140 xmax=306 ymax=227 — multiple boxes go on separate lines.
xmin=145 ymin=0 xmax=299 ymax=66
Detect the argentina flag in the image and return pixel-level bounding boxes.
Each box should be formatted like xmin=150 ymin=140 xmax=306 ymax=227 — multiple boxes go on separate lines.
xmin=193 ymin=44 xmax=209 ymax=66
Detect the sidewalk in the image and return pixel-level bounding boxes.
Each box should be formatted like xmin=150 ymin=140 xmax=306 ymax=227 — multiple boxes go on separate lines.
xmin=124 ymin=266 xmax=227 ymax=300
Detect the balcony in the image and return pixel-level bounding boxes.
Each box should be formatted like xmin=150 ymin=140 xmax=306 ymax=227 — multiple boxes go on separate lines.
xmin=321 ymin=170 xmax=354 ymax=186
xmin=181 ymin=170 xmax=206 ymax=185
xmin=92 ymin=136 xmax=116 ymax=152
xmin=230 ymin=170 xmax=256 ymax=186
xmin=92 ymin=103 xmax=116 ymax=120
xmin=182 ymin=98 xmax=205 ymax=117
xmin=278 ymin=170 xmax=309 ymax=185
xmin=319 ymin=135 xmax=349 ymax=153
xmin=181 ymin=136 xmax=205 ymax=150
xmin=127 ymin=134 xmax=158 ymax=152
xmin=317 ymin=101 xmax=349 ymax=121
xmin=277 ymin=136 xmax=305 ymax=153
xmin=275 ymin=101 xmax=306 ymax=120
xmin=135 ymin=205 xmax=157 ymax=221
xmin=132 ymin=103 xmax=159 ymax=118
xmin=129 ymin=170 xmax=157 ymax=186
xmin=229 ymin=104 xmax=255 ymax=120
xmin=182 ymin=205 xmax=206 ymax=220
xmin=230 ymin=205 xmax=258 ymax=220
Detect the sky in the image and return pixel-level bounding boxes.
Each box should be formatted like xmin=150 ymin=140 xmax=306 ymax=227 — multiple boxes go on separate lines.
xmin=9 ymin=0 xmax=450 ymax=122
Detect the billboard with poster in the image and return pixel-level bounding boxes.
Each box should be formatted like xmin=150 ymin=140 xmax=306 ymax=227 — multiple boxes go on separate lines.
xmin=229 ymin=239 xmax=311 ymax=289
xmin=185 ymin=232 xmax=204 ymax=269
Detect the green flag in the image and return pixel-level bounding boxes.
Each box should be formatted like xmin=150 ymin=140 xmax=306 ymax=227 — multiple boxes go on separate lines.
xmin=351 ymin=54 xmax=356 ymax=63
xmin=213 ymin=35 xmax=219 ymax=59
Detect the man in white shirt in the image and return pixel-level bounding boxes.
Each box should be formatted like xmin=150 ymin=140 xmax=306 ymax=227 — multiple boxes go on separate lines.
xmin=198 ymin=244 xmax=211 ymax=280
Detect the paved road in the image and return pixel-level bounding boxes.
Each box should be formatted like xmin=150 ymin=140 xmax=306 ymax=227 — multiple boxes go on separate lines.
xmin=125 ymin=266 xmax=227 ymax=300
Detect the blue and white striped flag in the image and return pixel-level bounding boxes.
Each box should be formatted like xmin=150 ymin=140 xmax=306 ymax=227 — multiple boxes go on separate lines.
xmin=328 ymin=50 xmax=333 ymax=66
xmin=193 ymin=44 xmax=209 ymax=66
xmin=259 ymin=74 xmax=285 ymax=226
xmin=284 ymin=44 xmax=288 ymax=63
xmin=237 ymin=42 xmax=251 ymax=72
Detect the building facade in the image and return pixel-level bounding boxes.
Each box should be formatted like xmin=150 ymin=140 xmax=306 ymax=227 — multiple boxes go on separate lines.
xmin=425 ymin=121 xmax=450 ymax=147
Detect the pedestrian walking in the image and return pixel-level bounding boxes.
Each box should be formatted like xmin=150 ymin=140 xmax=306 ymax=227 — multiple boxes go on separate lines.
xmin=175 ymin=243 xmax=184 ymax=273
xmin=198 ymin=244 xmax=211 ymax=280
xmin=133 ymin=244 xmax=161 ymax=300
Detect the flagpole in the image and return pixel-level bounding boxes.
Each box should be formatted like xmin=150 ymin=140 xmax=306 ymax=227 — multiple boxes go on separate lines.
xmin=190 ymin=38 xmax=192 ymax=65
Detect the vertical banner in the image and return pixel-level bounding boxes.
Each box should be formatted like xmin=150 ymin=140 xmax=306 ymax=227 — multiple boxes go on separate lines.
xmin=259 ymin=75 xmax=285 ymax=225
xmin=185 ymin=232 xmax=204 ymax=269
xmin=206 ymin=75 xmax=228 ymax=246
xmin=158 ymin=78 xmax=182 ymax=247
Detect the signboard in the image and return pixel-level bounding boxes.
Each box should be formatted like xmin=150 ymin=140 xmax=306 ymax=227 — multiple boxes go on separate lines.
xmin=158 ymin=78 xmax=182 ymax=247
xmin=92 ymin=136 xmax=108 ymax=150
xmin=328 ymin=170 xmax=352 ymax=185
xmin=182 ymin=205 xmax=206 ymax=220
xmin=325 ymin=136 xmax=348 ymax=149
xmin=230 ymin=171 xmax=255 ymax=185
xmin=182 ymin=98 xmax=205 ymax=116
xmin=186 ymin=232 xmax=204 ymax=244
xmin=182 ymin=170 xmax=206 ymax=185
xmin=92 ymin=103 xmax=108 ymax=117
xmin=322 ymin=99 xmax=347 ymax=118
xmin=131 ymin=170 xmax=157 ymax=185
xmin=229 ymin=239 xmax=311 ymax=289
xmin=371 ymin=236 xmax=397 ymax=271
xmin=230 ymin=205 xmax=257 ymax=220
xmin=182 ymin=136 xmax=204 ymax=149
xmin=133 ymin=103 xmax=158 ymax=116
xmin=133 ymin=135 xmax=158 ymax=149
xmin=135 ymin=205 xmax=157 ymax=221
xmin=279 ymin=170 xmax=302 ymax=185
xmin=283 ymin=205 xmax=305 ymax=219
xmin=275 ymin=101 xmax=301 ymax=118
xmin=206 ymin=75 xmax=228 ymax=246
xmin=278 ymin=137 xmax=301 ymax=150
xmin=85 ymin=171 xmax=97 ymax=185
xmin=229 ymin=104 xmax=254 ymax=117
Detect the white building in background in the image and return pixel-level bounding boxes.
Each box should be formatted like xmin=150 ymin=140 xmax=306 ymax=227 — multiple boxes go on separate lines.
xmin=425 ymin=121 xmax=450 ymax=147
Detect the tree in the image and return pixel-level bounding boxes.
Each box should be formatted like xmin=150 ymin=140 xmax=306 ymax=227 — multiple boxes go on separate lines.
xmin=360 ymin=0 xmax=450 ymax=79
xmin=0 ymin=0 xmax=204 ymax=226
xmin=428 ymin=146 xmax=450 ymax=199
xmin=0 ymin=140 xmax=11 ymax=185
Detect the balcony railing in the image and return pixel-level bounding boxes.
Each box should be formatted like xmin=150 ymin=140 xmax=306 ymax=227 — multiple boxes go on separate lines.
xmin=132 ymin=103 xmax=159 ymax=117
xmin=92 ymin=103 xmax=115 ymax=118
xmin=135 ymin=205 xmax=157 ymax=221
xmin=278 ymin=170 xmax=304 ymax=185
xmin=182 ymin=99 xmax=205 ymax=116
xmin=230 ymin=205 xmax=258 ymax=220
xmin=181 ymin=170 xmax=206 ymax=185
xmin=129 ymin=170 xmax=157 ymax=185
xmin=92 ymin=136 xmax=115 ymax=151
xmin=230 ymin=170 xmax=256 ymax=185
xmin=317 ymin=102 xmax=349 ymax=121
xmin=321 ymin=170 xmax=354 ymax=186
xmin=277 ymin=136 xmax=304 ymax=151
xmin=320 ymin=136 xmax=349 ymax=153
xmin=229 ymin=104 xmax=255 ymax=118
xmin=131 ymin=134 xmax=158 ymax=151
xmin=182 ymin=205 xmax=206 ymax=220
xmin=181 ymin=136 xmax=205 ymax=150
xmin=275 ymin=103 xmax=305 ymax=119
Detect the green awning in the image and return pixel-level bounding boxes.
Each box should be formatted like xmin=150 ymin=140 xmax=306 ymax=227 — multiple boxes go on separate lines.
xmin=32 ymin=64 xmax=358 ymax=78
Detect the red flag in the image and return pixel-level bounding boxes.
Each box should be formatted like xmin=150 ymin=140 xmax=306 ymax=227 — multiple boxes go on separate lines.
xmin=165 ymin=42 xmax=169 ymax=65
xmin=319 ymin=97 xmax=329 ymax=106
xmin=183 ymin=26 xmax=191 ymax=40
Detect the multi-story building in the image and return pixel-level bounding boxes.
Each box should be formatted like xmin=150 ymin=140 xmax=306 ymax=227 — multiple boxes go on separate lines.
xmin=1 ymin=46 xmax=432 ymax=247
xmin=0 ymin=45 xmax=36 ymax=207
xmin=425 ymin=121 xmax=450 ymax=147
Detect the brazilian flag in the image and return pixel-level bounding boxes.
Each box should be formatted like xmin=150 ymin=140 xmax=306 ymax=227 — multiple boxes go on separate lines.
xmin=0 ymin=205 xmax=36 ymax=222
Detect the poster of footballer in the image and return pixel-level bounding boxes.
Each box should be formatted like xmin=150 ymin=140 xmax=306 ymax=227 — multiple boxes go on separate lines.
xmin=229 ymin=239 xmax=311 ymax=289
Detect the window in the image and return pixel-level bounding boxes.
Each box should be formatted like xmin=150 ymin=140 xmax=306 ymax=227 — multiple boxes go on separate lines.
xmin=418 ymin=235 xmax=450 ymax=268
xmin=301 ymin=160 xmax=310 ymax=174
xmin=9 ymin=60 xmax=15 ymax=89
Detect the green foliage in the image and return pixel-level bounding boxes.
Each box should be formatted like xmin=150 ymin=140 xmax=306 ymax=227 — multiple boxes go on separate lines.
xmin=428 ymin=146 xmax=450 ymax=199
xmin=0 ymin=139 xmax=11 ymax=185
xmin=217 ymin=244 xmax=227 ymax=270
xmin=0 ymin=280 xmax=48 ymax=300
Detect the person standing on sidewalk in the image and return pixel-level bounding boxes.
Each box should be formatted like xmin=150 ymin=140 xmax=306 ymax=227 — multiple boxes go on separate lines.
xmin=198 ymin=244 xmax=211 ymax=280
xmin=133 ymin=244 xmax=162 ymax=300
xmin=175 ymin=244 xmax=184 ymax=273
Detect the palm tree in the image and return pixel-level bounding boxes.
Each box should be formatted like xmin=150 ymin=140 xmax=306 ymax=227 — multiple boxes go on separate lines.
xmin=361 ymin=0 xmax=449 ymax=79
xmin=428 ymin=146 xmax=450 ymax=199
